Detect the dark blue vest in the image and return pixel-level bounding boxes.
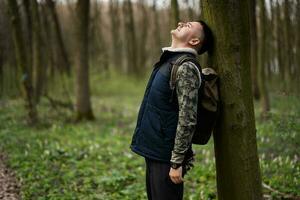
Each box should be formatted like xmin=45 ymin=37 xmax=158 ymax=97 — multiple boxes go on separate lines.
xmin=130 ymin=50 xmax=196 ymax=162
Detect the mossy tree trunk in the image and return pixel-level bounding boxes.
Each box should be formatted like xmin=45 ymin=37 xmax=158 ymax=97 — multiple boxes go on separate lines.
xmin=201 ymin=0 xmax=263 ymax=199
xmin=7 ymin=0 xmax=38 ymax=124
xmin=74 ymin=0 xmax=94 ymax=121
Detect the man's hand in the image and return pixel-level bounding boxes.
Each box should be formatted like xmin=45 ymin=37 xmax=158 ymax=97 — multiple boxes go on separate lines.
xmin=169 ymin=166 xmax=184 ymax=184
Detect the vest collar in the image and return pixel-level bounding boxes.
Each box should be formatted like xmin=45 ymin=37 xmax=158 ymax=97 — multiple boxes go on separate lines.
xmin=162 ymin=47 xmax=198 ymax=56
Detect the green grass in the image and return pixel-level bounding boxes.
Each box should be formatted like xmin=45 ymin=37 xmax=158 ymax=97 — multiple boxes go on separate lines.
xmin=0 ymin=71 xmax=299 ymax=199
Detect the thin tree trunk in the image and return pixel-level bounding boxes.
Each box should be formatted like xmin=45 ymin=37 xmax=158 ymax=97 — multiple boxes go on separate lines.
xmin=22 ymin=0 xmax=33 ymax=75
xmin=283 ymin=0 xmax=292 ymax=92
xmin=170 ymin=0 xmax=180 ymax=29
xmin=201 ymin=0 xmax=263 ymax=199
xmin=276 ymin=0 xmax=285 ymax=90
xmin=257 ymin=0 xmax=270 ymax=118
xmin=45 ymin=0 xmax=71 ymax=75
xmin=7 ymin=0 xmax=38 ymax=124
xmin=123 ymin=0 xmax=138 ymax=75
xmin=152 ymin=0 xmax=162 ymax=58
xmin=296 ymin=0 xmax=300 ymax=94
xmin=137 ymin=0 xmax=148 ymax=72
xmin=74 ymin=0 xmax=94 ymax=121
xmin=90 ymin=1 xmax=109 ymax=72
xmin=0 ymin=48 xmax=2 ymax=97
xmin=249 ymin=0 xmax=260 ymax=100
xmin=109 ymin=0 xmax=122 ymax=69
xmin=32 ymin=0 xmax=46 ymax=103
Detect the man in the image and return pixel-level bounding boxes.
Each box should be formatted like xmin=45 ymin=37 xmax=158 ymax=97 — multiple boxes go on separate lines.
xmin=130 ymin=20 xmax=212 ymax=200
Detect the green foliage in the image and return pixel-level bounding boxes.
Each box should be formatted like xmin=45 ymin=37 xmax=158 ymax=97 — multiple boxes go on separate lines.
xmin=0 ymin=72 xmax=299 ymax=199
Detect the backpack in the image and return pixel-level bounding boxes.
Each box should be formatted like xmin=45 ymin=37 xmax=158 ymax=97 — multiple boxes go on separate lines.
xmin=169 ymin=55 xmax=220 ymax=145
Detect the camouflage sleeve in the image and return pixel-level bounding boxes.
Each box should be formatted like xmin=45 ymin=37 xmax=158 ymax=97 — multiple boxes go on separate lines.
xmin=170 ymin=61 xmax=201 ymax=164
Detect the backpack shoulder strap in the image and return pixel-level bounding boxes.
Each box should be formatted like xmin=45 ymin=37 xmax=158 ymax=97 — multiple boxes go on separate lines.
xmin=169 ymin=55 xmax=201 ymax=90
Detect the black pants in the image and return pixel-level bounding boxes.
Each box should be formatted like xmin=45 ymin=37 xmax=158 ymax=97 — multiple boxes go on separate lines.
xmin=145 ymin=158 xmax=185 ymax=200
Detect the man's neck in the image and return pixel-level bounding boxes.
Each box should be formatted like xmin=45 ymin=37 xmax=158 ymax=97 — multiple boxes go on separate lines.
xmin=170 ymin=40 xmax=189 ymax=49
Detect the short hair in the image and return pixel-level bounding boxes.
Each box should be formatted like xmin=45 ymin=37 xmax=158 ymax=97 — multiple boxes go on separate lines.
xmin=197 ymin=20 xmax=213 ymax=55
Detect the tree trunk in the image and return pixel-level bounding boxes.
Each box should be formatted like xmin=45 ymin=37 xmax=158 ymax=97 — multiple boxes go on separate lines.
xmin=32 ymin=0 xmax=46 ymax=103
xmin=123 ymin=0 xmax=139 ymax=75
xmin=74 ymin=0 xmax=94 ymax=121
xmin=170 ymin=0 xmax=180 ymax=29
xmin=283 ymin=0 xmax=293 ymax=92
xmin=45 ymin=0 xmax=71 ymax=75
xmin=276 ymin=0 xmax=285 ymax=90
xmin=22 ymin=0 xmax=33 ymax=75
xmin=152 ymin=0 xmax=162 ymax=58
xmin=249 ymin=0 xmax=260 ymax=100
xmin=257 ymin=0 xmax=270 ymax=118
xmin=201 ymin=1 xmax=263 ymax=199
xmin=109 ymin=0 xmax=122 ymax=69
xmin=7 ymin=0 xmax=38 ymax=124
xmin=296 ymin=0 xmax=300 ymax=94
xmin=137 ymin=0 xmax=149 ymax=72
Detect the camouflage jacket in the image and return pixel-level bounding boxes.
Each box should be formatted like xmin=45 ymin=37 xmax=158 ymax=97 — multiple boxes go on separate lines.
xmin=170 ymin=60 xmax=201 ymax=165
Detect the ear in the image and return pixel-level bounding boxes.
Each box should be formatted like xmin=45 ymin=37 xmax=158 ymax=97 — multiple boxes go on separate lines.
xmin=188 ymin=38 xmax=201 ymax=46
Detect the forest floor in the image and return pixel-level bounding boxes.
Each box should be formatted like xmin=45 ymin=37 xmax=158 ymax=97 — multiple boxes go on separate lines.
xmin=0 ymin=71 xmax=299 ymax=200
xmin=0 ymin=153 xmax=20 ymax=200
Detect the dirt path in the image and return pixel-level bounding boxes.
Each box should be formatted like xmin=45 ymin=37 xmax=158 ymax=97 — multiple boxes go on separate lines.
xmin=0 ymin=153 xmax=20 ymax=200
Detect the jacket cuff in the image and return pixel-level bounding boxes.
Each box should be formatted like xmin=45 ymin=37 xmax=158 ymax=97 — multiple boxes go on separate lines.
xmin=170 ymin=151 xmax=185 ymax=164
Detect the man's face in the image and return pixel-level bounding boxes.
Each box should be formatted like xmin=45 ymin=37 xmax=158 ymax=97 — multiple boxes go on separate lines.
xmin=171 ymin=21 xmax=203 ymax=47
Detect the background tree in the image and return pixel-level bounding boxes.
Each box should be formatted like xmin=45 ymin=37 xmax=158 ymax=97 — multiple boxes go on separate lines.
xmin=109 ymin=0 xmax=123 ymax=71
xmin=123 ymin=0 xmax=138 ymax=75
xmin=45 ymin=0 xmax=71 ymax=75
xmin=6 ymin=0 xmax=38 ymax=124
xmin=170 ymin=0 xmax=180 ymax=29
xmin=201 ymin=0 xmax=263 ymax=199
xmin=74 ymin=0 xmax=94 ymax=121
xmin=257 ymin=0 xmax=270 ymax=118
xmin=249 ymin=0 xmax=260 ymax=100
xmin=32 ymin=0 xmax=46 ymax=103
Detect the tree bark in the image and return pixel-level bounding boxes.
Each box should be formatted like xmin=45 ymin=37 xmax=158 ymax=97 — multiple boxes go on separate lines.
xmin=74 ymin=0 xmax=94 ymax=121
xmin=257 ymin=0 xmax=270 ymax=118
xmin=7 ymin=0 xmax=38 ymax=124
xmin=201 ymin=0 xmax=263 ymax=199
